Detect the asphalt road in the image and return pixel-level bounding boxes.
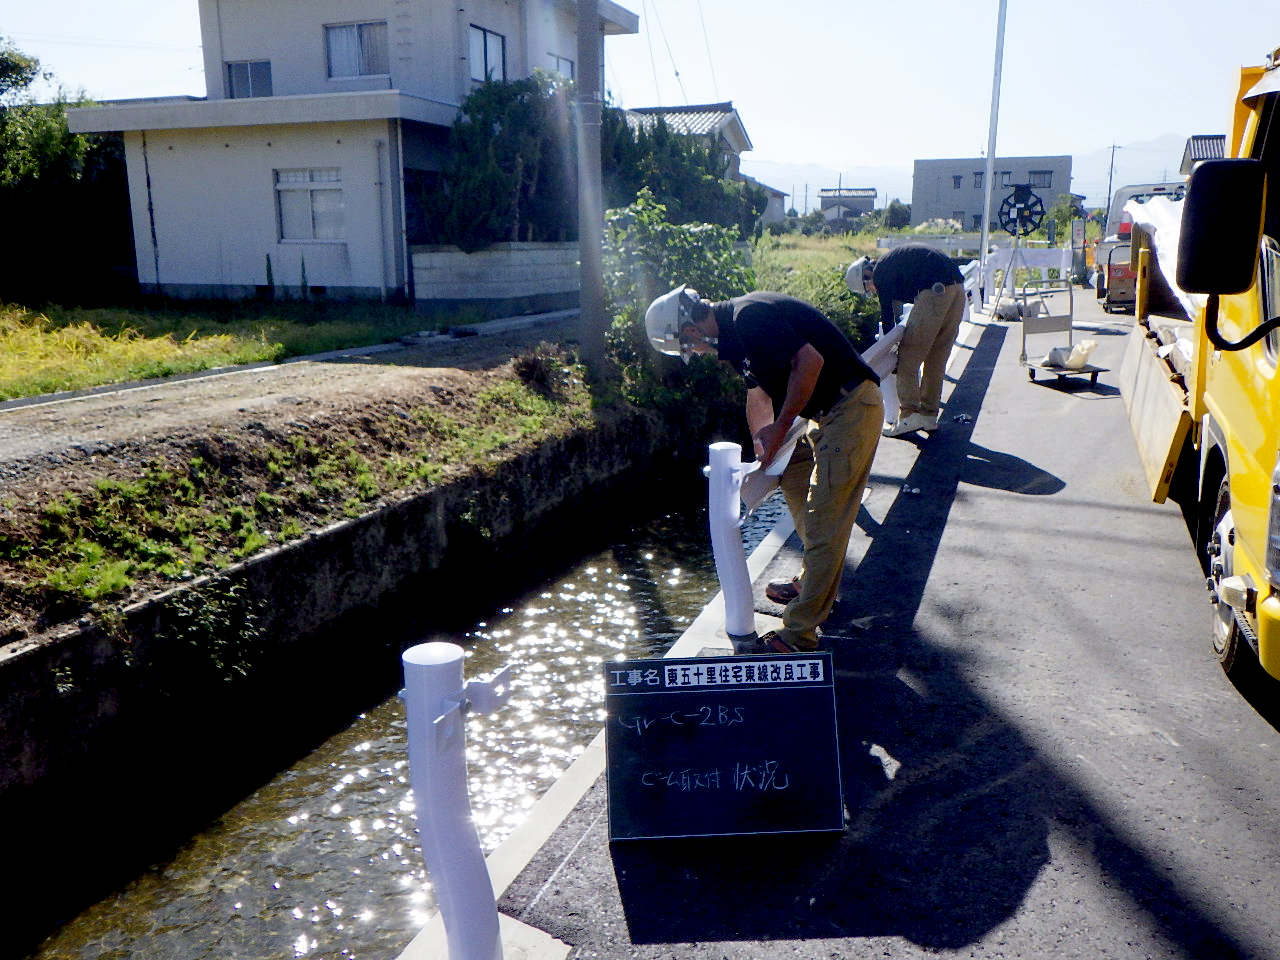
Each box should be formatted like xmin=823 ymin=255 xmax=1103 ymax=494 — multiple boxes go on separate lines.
xmin=487 ymin=289 xmax=1280 ymax=960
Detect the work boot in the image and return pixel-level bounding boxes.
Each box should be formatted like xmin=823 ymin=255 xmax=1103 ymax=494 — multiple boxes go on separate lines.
xmin=765 ymin=576 xmax=800 ymax=604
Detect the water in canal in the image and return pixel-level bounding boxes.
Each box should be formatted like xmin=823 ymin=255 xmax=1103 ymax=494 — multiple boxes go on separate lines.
xmin=29 ymin=495 xmax=785 ymax=960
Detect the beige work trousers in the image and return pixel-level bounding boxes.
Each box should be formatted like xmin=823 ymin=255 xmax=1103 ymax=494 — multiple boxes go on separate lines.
xmin=895 ymin=281 xmax=966 ymax=419
xmin=775 ymin=379 xmax=883 ymax=650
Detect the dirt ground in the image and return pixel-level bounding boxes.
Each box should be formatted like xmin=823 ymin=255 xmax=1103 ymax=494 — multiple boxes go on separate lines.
xmin=0 ymin=314 xmax=582 ymax=638
xmin=0 ymin=315 xmax=579 ymax=487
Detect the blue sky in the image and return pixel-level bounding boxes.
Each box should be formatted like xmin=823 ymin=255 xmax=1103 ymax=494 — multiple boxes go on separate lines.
xmin=5 ymin=0 xmax=1275 ymax=209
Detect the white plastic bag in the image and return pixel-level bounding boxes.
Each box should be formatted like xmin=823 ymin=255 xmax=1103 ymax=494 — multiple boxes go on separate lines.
xmin=1065 ymin=339 xmax=1097 ymax=369
xmin=1043 ymin=340 xmax=1096 ymax=370
xmin=1044 ymin=346 xmax=1072 ymax=367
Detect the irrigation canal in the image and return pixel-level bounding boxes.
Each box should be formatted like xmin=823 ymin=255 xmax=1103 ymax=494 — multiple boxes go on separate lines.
xmin=25 ymin=495 xmax=784 ymax=960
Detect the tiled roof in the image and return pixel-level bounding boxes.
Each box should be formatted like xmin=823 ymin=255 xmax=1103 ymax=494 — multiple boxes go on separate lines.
xmin=818 ymin=187 xmax=876 ymax=198
xmin=624 ymin=102 xmax=752 ymax=151
xmin=1180 ymin=134 xmax=1225 ymax=173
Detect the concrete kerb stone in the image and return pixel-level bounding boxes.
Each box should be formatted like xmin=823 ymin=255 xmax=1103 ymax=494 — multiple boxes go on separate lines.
xmin=397 ymin=313 xmax=984 ymax=960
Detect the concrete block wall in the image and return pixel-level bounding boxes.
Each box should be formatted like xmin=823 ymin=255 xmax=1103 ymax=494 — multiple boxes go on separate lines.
xmin=412 ymin=242 xmax=580 ymax=303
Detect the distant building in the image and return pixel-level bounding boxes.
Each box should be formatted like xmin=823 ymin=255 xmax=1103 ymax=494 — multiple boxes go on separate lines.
xmin=741 ymin=175 xmax=787 ymax=225
xmin=1180 ymin=134 xmax=1225 ymax=175
xmin=818 ymin=187 xmax=876 ymax=222
xmin=911 ymin=156 xmax=1072 ymax=230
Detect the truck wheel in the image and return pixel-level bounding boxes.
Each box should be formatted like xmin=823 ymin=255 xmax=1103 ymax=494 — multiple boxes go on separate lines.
xmin=1207 ymin=478 xmax=1241 ymax=672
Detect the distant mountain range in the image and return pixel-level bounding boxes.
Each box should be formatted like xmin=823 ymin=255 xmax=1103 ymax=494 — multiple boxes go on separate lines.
xmin=742 ymin=133 xmax=1196 ymax=215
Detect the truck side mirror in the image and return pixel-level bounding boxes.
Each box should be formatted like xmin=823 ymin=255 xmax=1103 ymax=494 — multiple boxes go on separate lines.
xmin=1176 ymin=158 xmax=1265 ymax=295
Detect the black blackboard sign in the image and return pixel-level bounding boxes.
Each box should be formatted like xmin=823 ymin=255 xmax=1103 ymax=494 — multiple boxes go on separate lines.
xmin=602 ymin=652 xmax=843 ymax=841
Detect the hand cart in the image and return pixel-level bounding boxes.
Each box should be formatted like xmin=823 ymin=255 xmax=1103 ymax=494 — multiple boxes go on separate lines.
xmin=1016 ymin=278 xmax=1107 ymax=384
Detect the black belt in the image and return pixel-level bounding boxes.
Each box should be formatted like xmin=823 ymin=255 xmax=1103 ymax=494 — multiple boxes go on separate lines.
xmin=814 ymin=376 xmax=873 ymax=420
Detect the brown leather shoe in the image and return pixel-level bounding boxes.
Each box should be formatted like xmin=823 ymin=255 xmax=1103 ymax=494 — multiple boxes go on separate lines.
xmin=765 ymin=576 xmax=800 ymax=604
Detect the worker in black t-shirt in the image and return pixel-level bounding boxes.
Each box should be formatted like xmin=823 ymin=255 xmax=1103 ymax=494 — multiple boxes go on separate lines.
xmin=847 ymin=243 xmax=965 ymax=438
xmin=644 ymin=286 xmax=883 ymax=654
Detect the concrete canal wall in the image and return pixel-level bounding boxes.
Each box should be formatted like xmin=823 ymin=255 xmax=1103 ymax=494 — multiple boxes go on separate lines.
xmin=0 ymin=403 xmax=734 ymax=947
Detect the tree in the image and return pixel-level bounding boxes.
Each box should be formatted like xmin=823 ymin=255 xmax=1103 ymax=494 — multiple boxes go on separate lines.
xmin=883 ymin=199 xmax=911 ymax=229
xmin=601 ymin=108 xmax=766 ymax=240
xmin=0 ymin=38 xmax=43 ymax=104
xmin=602 ymin=188 xmax=754 ymax=432
xmin=428 ymin=72 xmax=576 ymax=252
xmin=425 ymin=78 xmax=767 ymax=251
xmin=0 ymin=38 xmax=133 ymax=303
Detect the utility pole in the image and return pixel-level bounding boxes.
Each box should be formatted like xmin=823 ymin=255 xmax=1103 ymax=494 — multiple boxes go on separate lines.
xmin=1104 ymin=143 xmax=1120 ymax=232
xmin=576 ymin=0 xmax=605 ymax=378
xmin=978 ymin=0 xmax=1007 ymax=301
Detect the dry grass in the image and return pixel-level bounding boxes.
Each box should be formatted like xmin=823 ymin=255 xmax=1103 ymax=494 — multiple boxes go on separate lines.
xmin=0 ymin=305 xmax=283 ymax=401
xmin=0 ymin=300 xmax=454 ymax=402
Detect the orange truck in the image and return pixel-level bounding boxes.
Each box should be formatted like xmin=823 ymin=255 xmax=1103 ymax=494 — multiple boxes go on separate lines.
xmin=1120 ymin=43 xmax=1280 ymax=682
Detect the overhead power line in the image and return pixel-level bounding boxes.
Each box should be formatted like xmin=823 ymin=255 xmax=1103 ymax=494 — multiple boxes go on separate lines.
xmin=10 ymin=31 xmax=201 ymax=53
xmin=640 ymin=0 xmax=663 ymax=104
xmin=696 ymin=0 xmax=719 ymax=101
xmin=646 ymin=0 xmax=687 ymax=105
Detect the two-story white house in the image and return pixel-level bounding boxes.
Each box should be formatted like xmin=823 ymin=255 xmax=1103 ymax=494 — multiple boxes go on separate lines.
xmin=68 ymin=0 xmax=638 ymax=304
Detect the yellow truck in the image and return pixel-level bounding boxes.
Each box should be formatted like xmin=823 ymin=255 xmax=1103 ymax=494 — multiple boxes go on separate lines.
xmin=1119 ymin=43 xmax=1280 ymax=682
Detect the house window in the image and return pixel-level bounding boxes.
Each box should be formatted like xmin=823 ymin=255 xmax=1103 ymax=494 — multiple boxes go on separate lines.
xmin=972 ymin=214 xmax=982 ymax=230
xmin=973 ymin=172 xmax=983 ymax=189
xmin=326 ymin=21 xmax=389 ymax=78
xmin=952 ymin=175 xmax=962 ymax=189
xmin=1029 ymin=170 xmax=1053 ymax=189
xmin=1000 ymin=170 xmax=1013 ymax=186
xmin=470 ymin=25 xmax=506 ymax=81
xmin=227 ymin=60 xmax=272 ymax=98
xmin=550 ymin=53 xmax=574 ymax=80
xmin=276 ymin=168 xmax=344 ymax=241
xmin=952 ymin=211 xmax=965 ymax=223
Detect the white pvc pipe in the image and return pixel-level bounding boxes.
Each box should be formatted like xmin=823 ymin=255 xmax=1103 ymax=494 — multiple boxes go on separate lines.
xmin=706 ymin=442 xmax=756 ymax=640
xmin=861 ymin=321 xmax=904 ymax=379
xmin=402 ymin=642 xmax=502 ymax=960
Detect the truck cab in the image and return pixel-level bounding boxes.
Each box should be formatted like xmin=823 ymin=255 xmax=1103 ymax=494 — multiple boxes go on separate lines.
xmin=1154 ymin=47 xmax=1280 ymax=681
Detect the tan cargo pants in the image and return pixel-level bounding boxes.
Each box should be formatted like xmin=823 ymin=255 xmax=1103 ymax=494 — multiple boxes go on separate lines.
xmin=895 ymin=281 xmax=966 ymax=419
xmin=775 ymin=379 xmax=883 ymax=650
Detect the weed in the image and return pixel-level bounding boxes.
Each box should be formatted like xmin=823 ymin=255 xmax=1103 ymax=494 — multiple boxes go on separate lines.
xmin=151 ymin=578 xmax=267 ymax=683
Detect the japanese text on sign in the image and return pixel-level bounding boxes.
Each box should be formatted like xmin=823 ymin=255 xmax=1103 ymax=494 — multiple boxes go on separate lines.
xmin=605 ymin=658 xmax=825 ymax=690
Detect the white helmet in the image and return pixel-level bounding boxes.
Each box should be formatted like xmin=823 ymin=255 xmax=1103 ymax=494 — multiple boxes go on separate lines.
xmin=845 ymin=257 xmax=873 ymax=294
xmin=644 ymin=284 xmax=700 ymax=363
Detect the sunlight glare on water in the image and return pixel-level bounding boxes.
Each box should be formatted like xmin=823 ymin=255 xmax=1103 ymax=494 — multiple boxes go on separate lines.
xmin=26 ymin=497 xmax=784 ymax=960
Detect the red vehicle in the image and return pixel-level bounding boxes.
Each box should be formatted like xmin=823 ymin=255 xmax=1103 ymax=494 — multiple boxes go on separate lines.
xmin=1102 ymin=245 xmax=1136 ymax=313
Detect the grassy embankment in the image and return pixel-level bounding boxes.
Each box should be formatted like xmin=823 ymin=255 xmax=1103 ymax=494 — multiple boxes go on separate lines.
xmin=0 ymin=295 xmax=593 ymax=628
xmin=0 ymin=236 xmax=866 ymax=624
xmin=1 ymin=347 xmax=592 ymax=611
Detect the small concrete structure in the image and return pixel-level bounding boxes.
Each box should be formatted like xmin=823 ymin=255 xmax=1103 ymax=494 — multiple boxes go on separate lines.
xmin=411 ymin=242 xmax=580 ymax=318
